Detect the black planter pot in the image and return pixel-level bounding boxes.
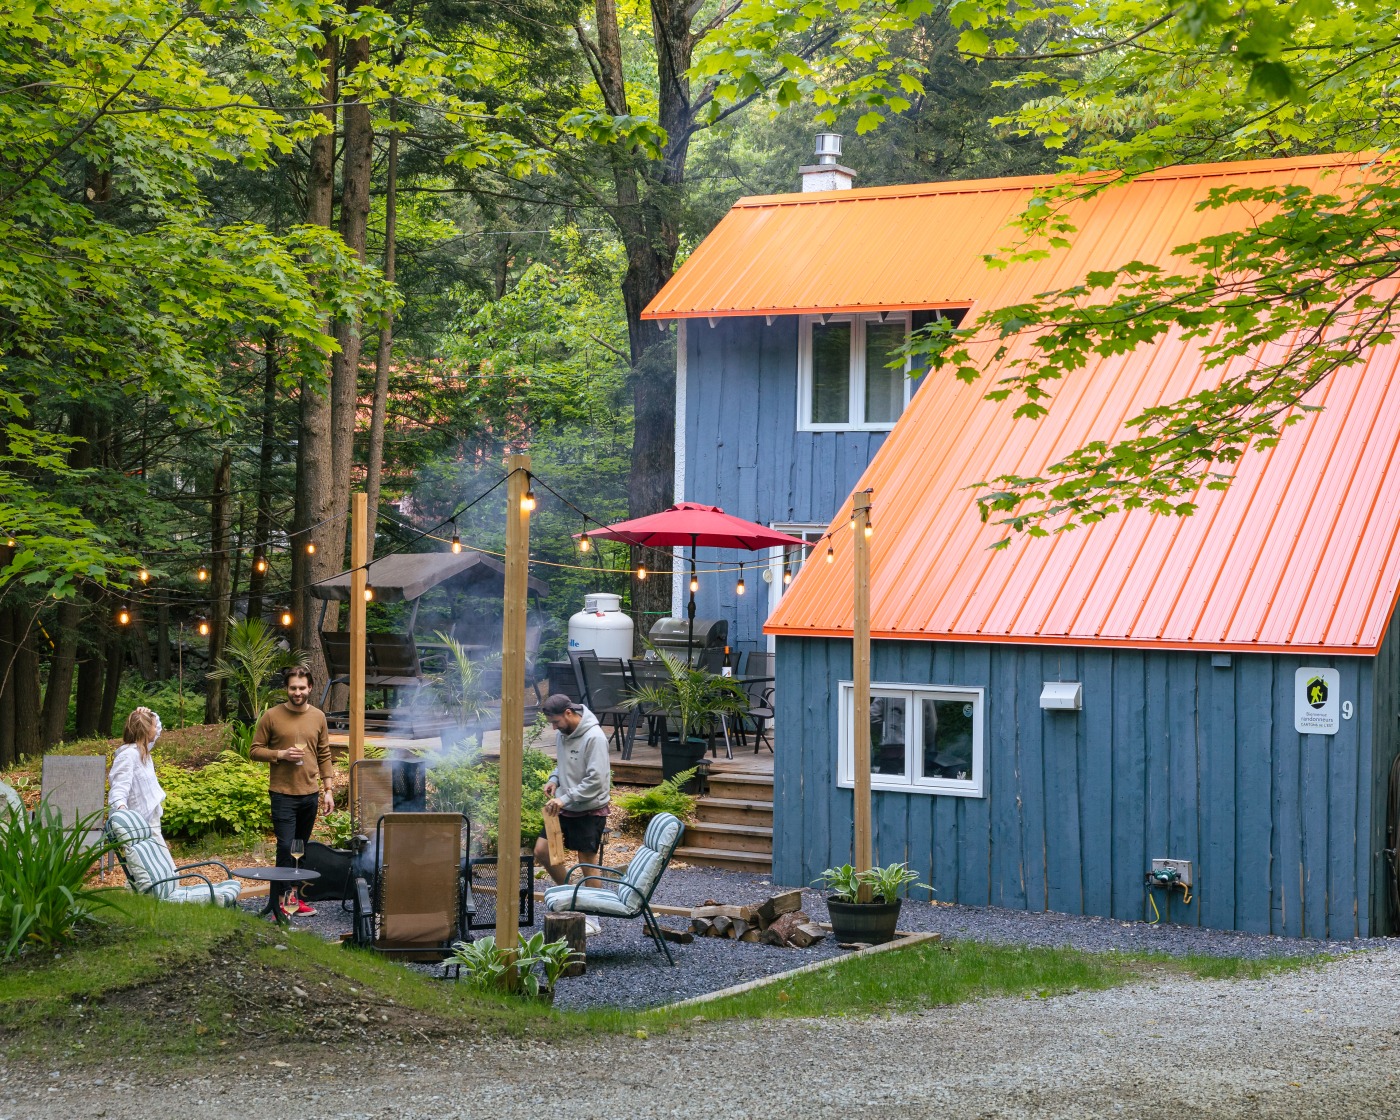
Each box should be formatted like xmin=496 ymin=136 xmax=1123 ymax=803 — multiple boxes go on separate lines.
xmin=660 ymin=735 xmax=709 ymax=793
xmin=827 ymin=896 xmax=902 ymax=945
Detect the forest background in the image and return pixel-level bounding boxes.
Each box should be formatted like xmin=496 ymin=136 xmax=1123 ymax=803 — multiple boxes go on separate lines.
xmin=4 ymin=0 xmax=1390 ymax=762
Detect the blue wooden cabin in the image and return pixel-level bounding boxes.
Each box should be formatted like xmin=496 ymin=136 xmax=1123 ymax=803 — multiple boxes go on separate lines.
xmin=643 ymin=151 xmax=1400 ymax=937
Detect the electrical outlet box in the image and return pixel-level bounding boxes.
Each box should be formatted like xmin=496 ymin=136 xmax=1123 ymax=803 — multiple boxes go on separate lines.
xmin=1152 ymin=858 xmax=1192 ymax=888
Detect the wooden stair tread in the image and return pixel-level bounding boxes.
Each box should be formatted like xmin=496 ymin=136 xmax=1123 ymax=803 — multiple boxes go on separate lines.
xmin=696 ymin=797 xmax=772 ymax=810
xmin=686 ymin=820 xmax=772 ymax=838
xmin=674 ymin=846 xmax=772 ymax=866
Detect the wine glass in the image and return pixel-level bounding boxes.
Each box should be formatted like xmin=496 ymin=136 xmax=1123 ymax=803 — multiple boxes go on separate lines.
xmin=290 ymin=839 xmax=304 ymax=870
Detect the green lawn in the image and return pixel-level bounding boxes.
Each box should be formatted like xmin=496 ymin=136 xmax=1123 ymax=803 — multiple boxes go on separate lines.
xmin=0 ymin=896 xmax=1329 ymax=1066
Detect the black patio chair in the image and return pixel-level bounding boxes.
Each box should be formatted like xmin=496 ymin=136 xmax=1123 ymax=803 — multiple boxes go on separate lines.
xmin=578 ymin=656 xmax=632 ymax=750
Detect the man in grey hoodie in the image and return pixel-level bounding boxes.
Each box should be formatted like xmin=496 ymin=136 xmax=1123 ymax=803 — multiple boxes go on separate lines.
xmin=534 ymin=695 xmax=612 ymax=899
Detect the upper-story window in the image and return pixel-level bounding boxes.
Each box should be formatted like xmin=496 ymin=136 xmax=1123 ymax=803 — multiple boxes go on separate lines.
xmin=798 ymin=313 xmax=910 ymax=431
xmin=797 ymin=309 xmax=965 ymax=432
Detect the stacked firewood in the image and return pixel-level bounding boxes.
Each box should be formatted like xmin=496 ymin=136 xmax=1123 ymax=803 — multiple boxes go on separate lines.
xmin=685 ymin=889 xmax=827 ymax=947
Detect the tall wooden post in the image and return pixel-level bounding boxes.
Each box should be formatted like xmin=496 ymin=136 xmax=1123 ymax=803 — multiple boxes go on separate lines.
xmin=348 ymin=491 xmax=367 ymax=767
xmin=852 ymin=488 xmax=873 ymax=902
xmin=496 ymin=454 xmax=531 ymax=955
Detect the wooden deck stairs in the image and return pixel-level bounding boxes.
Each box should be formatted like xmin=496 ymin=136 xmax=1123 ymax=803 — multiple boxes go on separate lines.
xmin=676 ymin=771 xmax=774 ymax=873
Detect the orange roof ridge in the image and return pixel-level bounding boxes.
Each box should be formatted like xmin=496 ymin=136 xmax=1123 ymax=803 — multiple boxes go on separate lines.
xmin=730 ymin=151 xmax=1377 ymax=210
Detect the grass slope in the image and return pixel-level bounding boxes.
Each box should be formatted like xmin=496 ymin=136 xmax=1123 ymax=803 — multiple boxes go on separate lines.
xmin=0 ymin=897 xmax=1327 ymax=1067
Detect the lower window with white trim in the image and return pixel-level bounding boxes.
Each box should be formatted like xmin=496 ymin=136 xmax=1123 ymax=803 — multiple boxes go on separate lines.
xmin=837 ymin=681 xmax=985 ymax=797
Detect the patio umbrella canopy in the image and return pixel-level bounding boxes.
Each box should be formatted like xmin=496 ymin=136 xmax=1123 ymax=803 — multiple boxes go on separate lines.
xmin=582 ymin=502 xmax=810 ymax=656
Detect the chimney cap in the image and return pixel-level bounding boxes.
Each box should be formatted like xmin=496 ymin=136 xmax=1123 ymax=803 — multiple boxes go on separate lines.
xmin=814 ymin=132 xmax=843 ymax=166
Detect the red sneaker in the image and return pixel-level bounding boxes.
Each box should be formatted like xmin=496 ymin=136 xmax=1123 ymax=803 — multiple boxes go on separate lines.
xmin=290 ymin=898 xmax=317 ymax=916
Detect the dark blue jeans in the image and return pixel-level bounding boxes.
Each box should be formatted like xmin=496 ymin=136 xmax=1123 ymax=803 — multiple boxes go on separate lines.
xmin=270 ymin=791 xmax=318 ymax=904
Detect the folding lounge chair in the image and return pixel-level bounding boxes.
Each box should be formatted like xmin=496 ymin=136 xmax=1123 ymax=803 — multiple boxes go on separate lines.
xmin=351 ymin=812 xmax=473 ymax=960
xmin=349 ymin=758 xmax=395 ymax=840
xmin=40 ymin=755 xmax=107 ymax=854
xmin=542 ymin=812 xmax=685 ymax=965
xmin=105 ymin=809 xmax=242 ymax=905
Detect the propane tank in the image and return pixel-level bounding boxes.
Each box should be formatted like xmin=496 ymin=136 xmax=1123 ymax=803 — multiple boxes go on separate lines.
xmin=567 ymin=592 xmax=634 ymax=660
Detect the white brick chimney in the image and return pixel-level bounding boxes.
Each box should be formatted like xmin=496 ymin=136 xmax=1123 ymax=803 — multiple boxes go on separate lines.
xmin=799 ymin=132 xmax=856 ymax=192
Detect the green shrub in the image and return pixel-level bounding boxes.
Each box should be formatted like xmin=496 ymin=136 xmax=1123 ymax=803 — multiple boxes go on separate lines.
xmin=158 ymin=753 xmax=271 ymax=840
xmin=447 ymin=931 xmax=573 ymax=999
xmin=0 ymin=805 xmax=120 ymax=961
xmin=319 ymin=809 xmax=355 ymax=849
xmin=615 ymin=768 xmax=697 ymax=827
xmin=427 ymin=746 xmax=554 ymax=852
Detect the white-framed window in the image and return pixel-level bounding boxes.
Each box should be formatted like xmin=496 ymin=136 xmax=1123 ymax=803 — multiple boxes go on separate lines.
xmin=798 ymin=313 xmax=912 ymax=431
xmin=765 ymin=523 xmax=827 ymax=651
xmin=837 ymin=681 xmax=985 ymax=797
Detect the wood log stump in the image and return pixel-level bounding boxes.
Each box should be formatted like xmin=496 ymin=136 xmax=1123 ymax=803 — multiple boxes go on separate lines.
xmin=544 ymin=910 xmax=586 ymax=977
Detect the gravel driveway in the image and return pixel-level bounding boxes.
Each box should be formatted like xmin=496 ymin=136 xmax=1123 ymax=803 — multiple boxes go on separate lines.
xmin=6 ymin=945 xmax=1400 ymax=1119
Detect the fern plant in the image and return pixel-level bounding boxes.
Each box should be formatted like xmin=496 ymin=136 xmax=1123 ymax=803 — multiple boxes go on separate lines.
xmin=616 ymin=767 xmax=698 ymax=826
xmin=206 ymin=617 xmax=307 ymax=719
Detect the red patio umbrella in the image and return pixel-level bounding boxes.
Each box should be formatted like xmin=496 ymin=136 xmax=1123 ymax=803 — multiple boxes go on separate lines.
xmin=582 ymin=502 xmax=811 ymax=659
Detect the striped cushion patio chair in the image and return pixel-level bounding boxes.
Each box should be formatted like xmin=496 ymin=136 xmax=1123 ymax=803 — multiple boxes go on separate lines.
xmin=105 ymin=809 xmax=242 ymax=907
xmin=542 ymin=812 xmax=685 ymax=965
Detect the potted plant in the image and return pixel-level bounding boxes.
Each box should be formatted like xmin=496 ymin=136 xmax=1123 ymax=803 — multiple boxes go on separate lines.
xmin=623 ymin=648 xmax=749 ymax=792
xmin=817 ymin=862 xmax=926 ymax=945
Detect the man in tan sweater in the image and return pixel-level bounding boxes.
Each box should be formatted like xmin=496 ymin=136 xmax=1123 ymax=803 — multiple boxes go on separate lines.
xmin=250 ymin=666 xmax=335 ymax=917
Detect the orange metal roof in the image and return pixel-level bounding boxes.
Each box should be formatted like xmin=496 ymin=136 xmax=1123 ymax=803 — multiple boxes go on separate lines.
xmin=643 ymin=154 xmax=1370 ymax=320
xmin=754 ymin=154 xmax=1400 ymax=653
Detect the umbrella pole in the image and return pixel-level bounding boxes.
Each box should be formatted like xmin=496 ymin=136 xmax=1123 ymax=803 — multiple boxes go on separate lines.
xmin=686 ymin=539 xmax=697 ymax=665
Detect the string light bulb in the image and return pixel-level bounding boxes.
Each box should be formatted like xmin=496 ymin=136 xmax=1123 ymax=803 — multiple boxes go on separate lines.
xmin=196 ymin=566 xmax=208 ymax=582
xmin=736 ymin=576 xmax=746 ymax=595
xmin=117 ymin=608 xmax=131 ymax=626
xmin=450 ymin=523 xmax=462 ymax=554
xmin=864 ymin=521 xmax=873 ymax=539
xmin=826 ymin=544 xmax=834 ymax=563
xmin=636 ymin=564 xmax=647 ymax=581
xmin=689 ymin=575 xmax=699 ymax=593
xmin=364 ymin=586 xmax=374 ymax=602
xmin=197 ymin=619 xmax=210 ymax=637
xmin=254 ymin=552 xmax=268 ymax=574
xmin=578 ymin=535 xmax=590 ymax=553
xmin=783 ymin=569 xmax=793 ymax=586
xmin=137 ymin=567 xmax=150 ymax=583
xmin=305 ymin=540 xmax=317 ymax=555
xmin=280 ymin=610 xmax=293 ymax=628
xmin=4 ymin=536 xmax=13 ymax=548
xmin=522 ymin=487 xmax=536 ymax=513
xmin=850 ymin=514 xmax=856 ymax=531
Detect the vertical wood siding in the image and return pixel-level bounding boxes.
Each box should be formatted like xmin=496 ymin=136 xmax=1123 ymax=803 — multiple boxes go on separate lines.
xmin=774 ymin=636 xmax=1382 ymax=938
xmin=682 ymin=317 xmax=890 ymax=652
xmin=1369 ymin=601 xmax=1400 ymax=935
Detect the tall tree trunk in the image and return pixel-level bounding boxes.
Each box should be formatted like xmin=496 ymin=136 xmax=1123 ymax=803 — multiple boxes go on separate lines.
xmin=97 ymin=634 xmax=122 ymax=737
xmin=204 ymin=449 xmax=233 ymax=724
xmin=365 ymin=97 xmax=399 ymax=563
xmin=248 ymin=333 xmax=278 ymax=622
xmin=73 ymin=636 xmax=103 ymax=739
xmin=292 ymin=30 xmax=338 ymax=686
xmin=0 ymin=605 xmax=16 ymax=766
xmin=329 ymin=29 xmax=374 ymax=573
xmin=13 ymin=612 xmax=43 ymax=757
xmin=589 ymin=0 xmax=693 ymax=635
xmin=155 ymin=594 xmax=170 ymax=681
xmin=40 ymin=601 xmax=81 ymax=747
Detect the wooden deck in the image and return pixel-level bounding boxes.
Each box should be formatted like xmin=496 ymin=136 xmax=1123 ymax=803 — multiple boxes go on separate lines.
xmin=331 ymin=724 xmax=776 ymax=783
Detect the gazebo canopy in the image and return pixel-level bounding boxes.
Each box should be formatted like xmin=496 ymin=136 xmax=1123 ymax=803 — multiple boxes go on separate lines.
xmin=310 ymin=551 xmax=549 ymax=603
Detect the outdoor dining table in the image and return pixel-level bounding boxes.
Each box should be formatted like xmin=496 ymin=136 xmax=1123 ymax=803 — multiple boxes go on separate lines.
xmin=231 ymin=866 xmax=321 ymax=925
